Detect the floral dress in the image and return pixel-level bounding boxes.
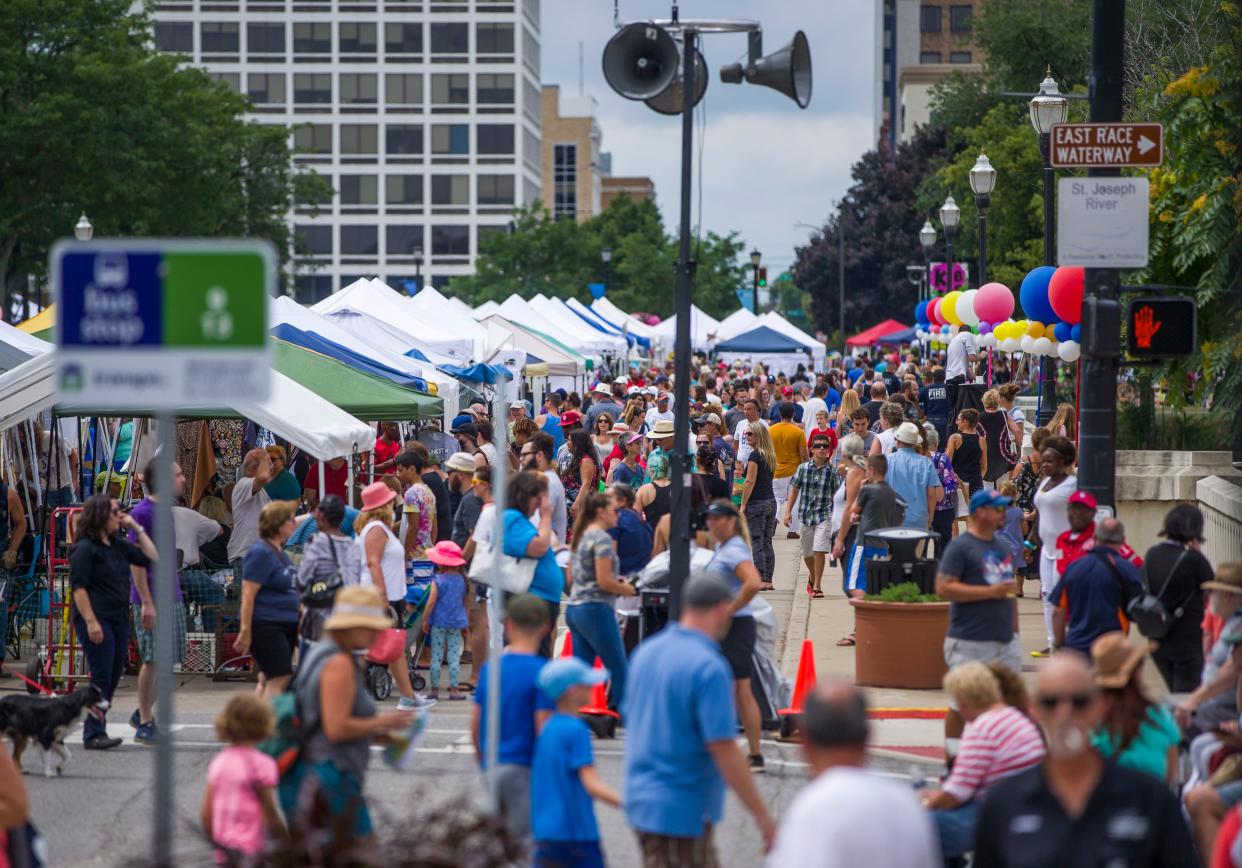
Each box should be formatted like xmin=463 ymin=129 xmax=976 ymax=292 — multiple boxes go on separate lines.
xmin=930 ymin=452 xmax=958 ymax=513
xmin=1015 ymin=458 xmax=1040 ymax=513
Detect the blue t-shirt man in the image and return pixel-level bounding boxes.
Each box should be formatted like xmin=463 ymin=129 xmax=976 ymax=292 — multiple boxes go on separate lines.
xmin=623 ymin=623 xmax=738 ymax=838
xmin=532 ymin=713 xmax=599 ymax=843
xmin=502 ymin=509 xmax=563 ymax=603
xmin=825 ymin=387 xmax=842 ymax=417
xmin=1049 ymin=548 xmax=1143 ymax=654
xmin=473 ymin=653 xmax=554 ymax=767
xmin=885 ymin=446 xmax=941 ymax=530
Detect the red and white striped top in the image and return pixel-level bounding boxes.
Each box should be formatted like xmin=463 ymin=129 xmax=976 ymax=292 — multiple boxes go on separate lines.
xmin=943 ymin=706 xmax=1046 ymax=803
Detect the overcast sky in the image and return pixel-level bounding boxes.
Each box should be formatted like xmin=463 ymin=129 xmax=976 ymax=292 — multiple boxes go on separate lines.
xmin=541 ymin=0 xmax=878 ymax=275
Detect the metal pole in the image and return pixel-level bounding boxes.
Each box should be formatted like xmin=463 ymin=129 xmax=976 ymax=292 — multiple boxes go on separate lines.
xmin=945 ymin=229 xmax=954 ymax=294
xmin=1038 ymin=133 xmax=1058 ymax=426
xmin=838 ymin=209 xmax=845 ymax=357
xmin=484 ymin=387 xmax=508 ymax=806
xmin=976 ymin=203 xmax=988 ymax=286
xmin=751 ymin=266 xmax=759 ymax=315
xmin=152 ymin=412 xmax=176 ymax=867
xmin=1079 ymin=0 xmax=1126 ymax=507
xmin=667 ymin=28 xmax=697 ymax=621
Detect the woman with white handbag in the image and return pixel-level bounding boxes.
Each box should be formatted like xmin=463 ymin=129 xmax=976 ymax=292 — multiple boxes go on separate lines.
xmin=496 ymin=471 xmax=565 ymax=658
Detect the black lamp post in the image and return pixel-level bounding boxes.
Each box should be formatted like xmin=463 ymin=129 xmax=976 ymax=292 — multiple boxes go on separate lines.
xmin=1030 ymin=69 xmax=1069 ymax=425
xmin=939 ymin=195 xmax=960 ymax=295
xmin=749 ymin=247 xmax=761 ymax=313
xmin=919 ymin=219 xmax=936 ymax=299
xmin=412 ymin=243 xmax=424 ymax=292
xmin=969 ymin=154 xmax=996 ymax=286
xmin=601 ymin=246 xmax=613 ymax=291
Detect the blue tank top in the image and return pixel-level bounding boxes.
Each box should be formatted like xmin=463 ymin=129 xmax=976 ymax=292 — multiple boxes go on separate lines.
xmin=541 ymin=413 xmax=564 ymax=453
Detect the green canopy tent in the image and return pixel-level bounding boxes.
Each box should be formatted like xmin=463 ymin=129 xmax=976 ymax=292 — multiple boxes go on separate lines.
xmin=274 ymin=340 xmax=443 ymax=421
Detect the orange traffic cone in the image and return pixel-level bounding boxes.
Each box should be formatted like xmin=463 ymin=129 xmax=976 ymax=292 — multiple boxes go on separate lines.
xmin=580 ymin=657 xmax=620 ymax=739
xmin=778 ymin=640 xmax=817 ymax=738
xmin=559 ymin=632 xmax=574 ymax=658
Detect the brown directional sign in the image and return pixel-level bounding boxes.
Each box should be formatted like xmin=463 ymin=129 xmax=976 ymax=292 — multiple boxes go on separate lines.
xmin=1049 ymin=123 xmax=1163 ymax=168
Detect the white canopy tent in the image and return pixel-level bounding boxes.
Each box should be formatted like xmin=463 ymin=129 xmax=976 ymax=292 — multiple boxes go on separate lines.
xmin=496 ymin=295 xmax=608 ymax=359
xmin=651 ymin=305 xmax=722 ymax=354
xmin=473 ymin=299 xmax=501 ymax=319
xmin=399 ymin=283 xmax=490 ymax=361
xmin=312 ymin=279 xmax=476 ymax=361
xmin=0 ymin=351 xmax=376 ymax=459
xmin=0 ymin=320 xmax=52 ymax=372
xmin=528 ymin=294 xmax=627 ymax=356
xmin=590 ymin=297 xmax=660 ymax=338
xmin=479 ymin=315 xmax=586 ymax=378
xmin=757 ymin=311 xmax=827 ymax=368
xmin=714 ymin=308 xmax=761 ymax=342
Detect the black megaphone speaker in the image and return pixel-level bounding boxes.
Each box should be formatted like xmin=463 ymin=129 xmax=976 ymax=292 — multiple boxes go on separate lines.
xmin=645 ymin=46 xmax=708 ymax=115
xmin=602 ymin=23 xmax=680 ymax=101
xmin=720 ymin=30 xmax=813 ymax=109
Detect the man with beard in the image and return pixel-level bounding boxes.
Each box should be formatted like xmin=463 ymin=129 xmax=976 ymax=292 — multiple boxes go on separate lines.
xmin=523 ymin=432 xmax=567 ymax=544
xmin=972 ymin=654 xmax=1194 ymax=868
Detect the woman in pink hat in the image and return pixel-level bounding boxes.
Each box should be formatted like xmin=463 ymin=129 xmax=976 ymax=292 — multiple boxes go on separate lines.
xmin=354 ymin=481 xmax=433 ymax=711
xmin=420 ymin=541 xmax=470 ymax=701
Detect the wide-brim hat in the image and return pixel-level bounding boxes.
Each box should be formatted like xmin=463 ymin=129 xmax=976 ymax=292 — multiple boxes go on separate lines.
xmin=427 ymin=540 xmax=467 ymax=568
xmin=324 ymin=586 xmax=392 ymax=632
xmin=646 ymin=420 xmax=675 ymax=438
xmin=1091 ymin=632 xmax=1155 ymax=689
xmin=1201 ymin=562 xmax=1242 ymax=595
xmin=360 ymin=481 xmax=397 ymax=512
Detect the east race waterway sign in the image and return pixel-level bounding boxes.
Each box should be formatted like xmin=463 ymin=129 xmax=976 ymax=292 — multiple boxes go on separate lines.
xmin=53 ymin=239 xmax=273 ymax=409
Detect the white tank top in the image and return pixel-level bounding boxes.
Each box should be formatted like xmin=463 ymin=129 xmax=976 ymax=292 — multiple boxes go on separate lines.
xmin=357 ymin=520 xmax=406 ymax=602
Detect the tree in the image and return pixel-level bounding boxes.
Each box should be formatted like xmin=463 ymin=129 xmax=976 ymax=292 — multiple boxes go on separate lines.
xmin=0 ymin=0 xmax=326 ymax=318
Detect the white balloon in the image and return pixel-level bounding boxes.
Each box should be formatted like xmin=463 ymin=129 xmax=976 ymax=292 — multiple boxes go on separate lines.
xmin=1006 ymin=337 xmax=1022 ymax=353
xmin=1020 ymin=335 xmax=1036 ymax=353
xmin=1033 ymin=337 xmax=1053 ymax=356
xmin=957 ymin=289 xmax=980 ymax=326
xmin=981 ymin=334 xmax=996 ymax=348
xmin=1058 ymin=340 xmax=1081 ymax=362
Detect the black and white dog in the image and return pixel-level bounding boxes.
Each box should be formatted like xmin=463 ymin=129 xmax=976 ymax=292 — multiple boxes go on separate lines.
xmin=0 ymin=685 xmax=108 ymax=777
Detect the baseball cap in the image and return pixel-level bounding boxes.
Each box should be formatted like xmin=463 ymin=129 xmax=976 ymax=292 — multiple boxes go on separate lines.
xmin=509 ymin=400 xmax=526 ymax=410
xmin=696 ymin=412 xmax=722 ymax=426
xmin=703 ymin=500 xmax=739 ymax=518
xmin=656 ymin=392 xmax=670 ymax=402
xmin=894 ymin=421 xmax=921 ymax=445
xmin=452 ymin=421 xmax=478 ymax=438
xmin=450 ymin=413 xmax=475 ymax=431
xmin=593 ymin=382 xmax=611 ymax=395
xmin=445 ymin=452 xmax=476 ymax=473
xmin=781 ymin=386 xmax=793 ymax=396
xmin=969 ymin=489 xmax=1013 ymax=512
xmin=537 ymin=657 xmax=609 ymax=700
xmin=558 ymin=410 xmax=583 ymax=428
xmin=614 ymin=376 xmax=628 ymax=386
xmin=1068 ymin=490 xmax=1098 ymax=510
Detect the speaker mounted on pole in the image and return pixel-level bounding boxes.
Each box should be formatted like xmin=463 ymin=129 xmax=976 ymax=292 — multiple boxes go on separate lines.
xmin=602 ymin=22 xmax=680 ymax=101
xmin=645 ymin=41 xmax=707 ymax=115
xmin=719 ymin=30 xmax=813 ymax=108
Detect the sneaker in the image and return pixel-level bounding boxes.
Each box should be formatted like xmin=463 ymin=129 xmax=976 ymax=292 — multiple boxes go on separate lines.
xmin=397 ymin=694 xmax=437 ymax=711
xmin=133 ymin=722 xmax=159 ymax=745
xmin=1030 ymin=647 xmax=1053 ymax=658
xmin=129 ymin=709 xmax=142 ymax=729
xmin=749 ymin=754 xmax=766 ymax=774
xmin=83 ymin=734 xmax=123 ymax=751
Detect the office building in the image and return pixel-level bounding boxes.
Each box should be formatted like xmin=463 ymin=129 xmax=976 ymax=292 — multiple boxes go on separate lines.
xmin=151 ymin=0 xmax=543 ymax=301
xmin=600 ymin=175 xmax=655 ymax=210
xmin=539 ymin=85 xmax=602 ymax=221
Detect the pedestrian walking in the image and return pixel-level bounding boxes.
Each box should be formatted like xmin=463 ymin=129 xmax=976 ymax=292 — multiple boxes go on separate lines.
xmin=885 ymin=422 xmax=943 ymax=532
xmin=946 ymin=409 xmax=986 ymax=502
xmin=502 ymin=471 xmax=566 ymax=658
xmin=1049 ymin=518 xmax=1143 ymax=654
xmin=767 ymin=680 xmax=937 ymax=868
xmin=294 ymin=495 xmax=362 ymax=644
xmin=421 ymin=541 xmax=470 ymax=701
xmin=1089 ymin=633 xmax=1180 ymax=783
xmin=782 ymin=432 xmax=838 ymax=598
xmin=1031 ymin=436 xmax=1077 ymax=658
xmin=0 ymin=474 xmax=29 ymax=681
xmin=236 ymin=501 xmax=301 ymax=699
xmin=972 ymin=654 xmax=1195 ymax=868
xmin=840 ymin=455 xmax=904 ymax=615
xmin=926 ymin=426 xmax=959 ymax=560
xmin=979 ymin=390 xmax=1015 ymax=487
xmin=739 ymin=421 xmax=778 ymax=590
xmin=623 ymin=572 xmax=776 ymax=866
xmin=1144 ymin=504 xmax=1215 ymax=691
xmin=770 ymin=402 xmax=808 ymax=538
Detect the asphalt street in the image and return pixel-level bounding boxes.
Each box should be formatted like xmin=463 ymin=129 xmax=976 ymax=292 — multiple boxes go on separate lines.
xmin=12 ymin=679 xmax=921 ymax=867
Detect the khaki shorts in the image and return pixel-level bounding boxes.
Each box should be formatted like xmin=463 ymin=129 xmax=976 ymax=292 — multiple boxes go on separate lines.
xmin=637 ymin=826 xmax=719 ymax=868
xmin=943 ymin=635 xmax=1022 ymax=673
xmin=798 ymin=521 xmax=835 ymax=558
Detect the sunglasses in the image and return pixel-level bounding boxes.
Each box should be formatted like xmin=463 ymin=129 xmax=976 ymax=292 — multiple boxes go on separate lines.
xmin=811 ymin=443 xmax=830 ymax=449
xmin=1035 ymin=692 xmax=1093 ymax=712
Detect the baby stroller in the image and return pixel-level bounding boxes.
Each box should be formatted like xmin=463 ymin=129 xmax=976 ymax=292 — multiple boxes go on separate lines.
xmin=365 ymin=560 xmax=435 ymax=700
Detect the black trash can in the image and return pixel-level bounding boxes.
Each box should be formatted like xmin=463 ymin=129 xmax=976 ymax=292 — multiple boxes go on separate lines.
xmin=862 ymin=527 xmax=941 ymax=595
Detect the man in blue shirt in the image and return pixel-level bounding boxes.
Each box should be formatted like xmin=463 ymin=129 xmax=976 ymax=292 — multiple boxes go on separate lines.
xmin=884 ymin=423 xmax=943 ymax=531
xmin=1050 ymin=518 xmax=1143 ymax=654
xmin=623 ymin=572 xmax=775 ymax=862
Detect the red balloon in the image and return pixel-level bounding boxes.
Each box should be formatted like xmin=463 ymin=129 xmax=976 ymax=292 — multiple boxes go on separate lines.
xmin=928 ymin=297 xmax=943 ymax=326
xmin=1049 ymin=266 xmax=1085 ymax=324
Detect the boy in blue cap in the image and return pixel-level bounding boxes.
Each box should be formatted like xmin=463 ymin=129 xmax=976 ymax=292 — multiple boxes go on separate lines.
xmin=531 ymin=657 xmax=622 ymax=868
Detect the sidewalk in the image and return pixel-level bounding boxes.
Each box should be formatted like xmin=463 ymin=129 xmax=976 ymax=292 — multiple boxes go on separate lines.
xmin=771 ymin=534 xmax=1052 ymax=765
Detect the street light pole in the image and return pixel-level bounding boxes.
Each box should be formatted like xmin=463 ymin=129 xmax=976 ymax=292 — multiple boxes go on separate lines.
xmin=601 ymin=246 xmax=613 ymax=291
xmin=1030 ymin=70 xmax=1069 ymax=425
xmin=939 ymin=195 xmax=959 ymax=296
xmin=919 ymin=220 xmax=936 ymax=301
xmin=413 ymin=243 xmax=424 ymax=292
xmin=749 ymin=248 xmax=761 ymax=314
xmin=969 ymin=155 xmax=996 ymax=286
xmin=837 ymin=207 xmax=845 ymax=356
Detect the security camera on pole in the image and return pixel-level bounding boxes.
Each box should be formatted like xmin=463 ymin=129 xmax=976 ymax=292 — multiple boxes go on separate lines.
xmin=603 ymin=7 xmax=811 ymax=617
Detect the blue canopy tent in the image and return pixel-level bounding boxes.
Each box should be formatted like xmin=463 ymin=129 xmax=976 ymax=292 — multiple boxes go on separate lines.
xmin=271 ymin=323 xmax=430 ymax=391
xmin=876 ymin=325 xmax=918 ymax=344
xmin=713 ymin=325 xmax=809 ymax=354
xmin=563 ymin=298 xmax=652 ymax=351
xmin=436 ymin=362 xmax=514 ymax=385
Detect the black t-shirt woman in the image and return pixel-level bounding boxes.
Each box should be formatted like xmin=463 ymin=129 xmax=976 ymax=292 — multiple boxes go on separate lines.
xmin=1144 ymin=505 xmax=1216 ymax=692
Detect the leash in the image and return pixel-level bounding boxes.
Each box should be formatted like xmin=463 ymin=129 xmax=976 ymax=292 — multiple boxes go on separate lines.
xmin=7 ymin=668 xmax=56 ymax=696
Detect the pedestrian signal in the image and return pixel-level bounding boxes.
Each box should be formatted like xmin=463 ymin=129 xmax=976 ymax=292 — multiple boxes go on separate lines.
xmin=1126 ymin=296 xmax=1196 ymax=359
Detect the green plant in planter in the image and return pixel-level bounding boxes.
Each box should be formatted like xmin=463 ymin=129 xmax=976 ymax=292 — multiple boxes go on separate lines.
xmin=864 ymin=581 xmax=943 ymax=604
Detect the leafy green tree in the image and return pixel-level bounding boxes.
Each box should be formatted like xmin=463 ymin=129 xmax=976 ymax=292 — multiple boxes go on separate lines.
xmin=0 ymin=0 xmax=327 ymax=319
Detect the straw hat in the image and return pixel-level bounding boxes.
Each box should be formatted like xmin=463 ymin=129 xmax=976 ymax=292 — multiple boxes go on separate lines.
xmin=360 ymin=481 xmax=397 ymax=512
xmin=646 ymin=420 xmax=676 ymax=439
xmin=609 ymin=422 xmax=632 ymax=435
xmin=1091 ymin=632 xmax=1155 ymax=689
xmin=324 ymin=585 xmax=392 ymax=632
xmin=1202 ymin=562 xmax=1242 ymax=594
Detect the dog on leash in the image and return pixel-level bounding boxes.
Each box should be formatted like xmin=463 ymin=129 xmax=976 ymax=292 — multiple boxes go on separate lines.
xmin=0 ymin=685 xmax=108 ymax=777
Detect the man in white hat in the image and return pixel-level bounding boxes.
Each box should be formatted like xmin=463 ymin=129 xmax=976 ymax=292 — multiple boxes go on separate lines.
xmin=586 ymin=382 xmax=623 ymax=432
xmin=886 ymin=422 xmax=942 ymax=531
xmin=644 ymin=392 xmax=674 ymax=431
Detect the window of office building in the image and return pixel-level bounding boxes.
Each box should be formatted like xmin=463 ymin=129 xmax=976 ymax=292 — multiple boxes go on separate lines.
xmin=385 ymin=22 xmax=422 ymax=54
xmin=477 ymin=74 xmax=514 ymax=105
xmin=386 ymin=175 xmax=423 ymax=205
xmin=920 ymin=51 xmax=942 ymax=63
xmin=553 ymin=143 xmax=576 ymax=219
xmin=293 ymin=124 xmax=332 ymax=155
xmin=387 ymin=225 xmax=424 ymax=257
xmin=294 ymin=22 xmax=331 ymax=54
xmin=431 ymin=175 xmax=469 ymax=206
xmin=477 ymin=174 xmax=514 ymax=206
xmin=386 ymin=74 xmax=423 ymax=105
xmin=476 ymin=23 xmax=514 ymax=53
xmin=477 ymin=124 xmax=514 ymax=155
xmin=430 ymin=22 xmax=468 ymax=54
xmin=950 ymin=50 xmax=972 ymax=63
xmin=432 ymin=225 xmax=469 ymax=256
xmin=247 ymin=22 xmax=284 ymax=56
xmin=211 ymin=73 xmax=240 ymax=93
xmin=294 ymin=275 xmax=333 ymax=305
xmin=339 ymin=22 xmax=377 ymax=53
xmin=340 ymin=174 xmax=378 ymax=206
xmin=294 ymin=74 xmax=332 ymax=104
xmin=341 ymin=225 xmax=379 ymax=256
xmin=431 ymin=124 xmax=469 ymax=155
xmin=201 ymin=22 xmax=239 ymax=53
xmin=522 ymin=26 xmax=539 ymax=75
xmin=341 ymin=124 xmax=379 ymax=155
xmin=248 ymin=73 xmax=286 ymax=105
xmin=950 ymin=5 xmax=973 ymax=31
xmin=340 ymin=73 xmax=377 ymax=105
xmin=431 ymin=74 xmax=470 ymax=105
xmin=296 ymin=224 xmax=332 ymax=256
xmin=155 ymin=22 xmax=193 ymax=53
xmin=387 ymin=125 xmax=424 ymax=155
xmin=920 ymin=5 xmax=942 ymax=31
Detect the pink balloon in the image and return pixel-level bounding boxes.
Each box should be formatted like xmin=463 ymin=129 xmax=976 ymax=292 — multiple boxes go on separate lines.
xmin=928 ymin=297 xmax=943 ymax=326
xmin=974 ymin=282 xmax=1015 ymax=324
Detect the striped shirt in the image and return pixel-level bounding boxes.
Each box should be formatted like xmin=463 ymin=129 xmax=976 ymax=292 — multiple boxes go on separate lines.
xmin=942 ymin=706 xmax=1045 ymax=803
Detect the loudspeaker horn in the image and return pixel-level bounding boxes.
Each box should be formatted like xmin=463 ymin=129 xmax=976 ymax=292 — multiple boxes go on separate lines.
xmin=720 ymin=30 xmax=813 ymax=109
xmin=644 ymin=46 xmax=708 ymax=115
xmin=602 ymin=23 xmax=680 ymax=101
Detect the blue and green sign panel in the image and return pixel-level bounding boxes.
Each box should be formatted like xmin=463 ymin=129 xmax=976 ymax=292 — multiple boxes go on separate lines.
xmin=53 ymin=239 xmax=273 ymax=409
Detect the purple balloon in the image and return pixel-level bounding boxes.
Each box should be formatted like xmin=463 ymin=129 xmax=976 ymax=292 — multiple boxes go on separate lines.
xmin=979 ymin=322 xmax=992 ymax=334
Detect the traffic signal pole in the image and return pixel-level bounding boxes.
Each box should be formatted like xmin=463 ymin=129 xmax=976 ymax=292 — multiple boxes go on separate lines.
xmin=1078 ymin=0 xmax=1125 ymax=507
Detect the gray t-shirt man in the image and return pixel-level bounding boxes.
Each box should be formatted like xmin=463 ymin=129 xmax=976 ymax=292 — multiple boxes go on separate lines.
xmin=228 ymin=479 xmax=269 ymax=562
xmin=939 ymin=531 xmax=1016 ymax=643
xmin=855 ymin=482 xmax=904 ymax=537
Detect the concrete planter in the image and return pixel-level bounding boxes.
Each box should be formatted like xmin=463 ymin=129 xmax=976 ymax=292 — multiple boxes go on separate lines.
xmin=849 ymin=599 xmax=950 ymax=689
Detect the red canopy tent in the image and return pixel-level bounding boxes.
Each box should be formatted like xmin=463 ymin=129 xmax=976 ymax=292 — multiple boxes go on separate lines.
xmin=846 ymin=318 xmax=909 ymax=347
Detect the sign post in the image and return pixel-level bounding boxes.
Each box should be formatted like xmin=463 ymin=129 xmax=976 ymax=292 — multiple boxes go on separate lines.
xmin=53 ymin=239 xmax=273 ymax=868
xmin=1049 ymin=122 xmax=1163 ymax=169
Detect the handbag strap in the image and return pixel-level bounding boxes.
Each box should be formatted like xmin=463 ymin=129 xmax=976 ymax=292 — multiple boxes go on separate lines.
xmin=1145 ymin=545 xmax=1190 ymax=601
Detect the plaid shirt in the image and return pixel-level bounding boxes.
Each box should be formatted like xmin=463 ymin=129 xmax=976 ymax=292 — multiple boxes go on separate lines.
xmin=790 ymin=459 xmax=838 ymax=526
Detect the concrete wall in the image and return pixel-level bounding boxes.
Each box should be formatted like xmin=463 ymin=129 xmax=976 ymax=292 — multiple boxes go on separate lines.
xmin=1115 ymin=451 xmax=1242 ymax=560
xmin=1199 ymin=474 xmax=1242 ymax=567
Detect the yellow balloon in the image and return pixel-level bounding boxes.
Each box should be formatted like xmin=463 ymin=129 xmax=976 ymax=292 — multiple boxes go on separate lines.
xmin=998 ymin=321 xmax=1015 ymax=340
xmin=942 ymin=290 xmax=963 ymax=326
xmin=1027 ymin=321 xmax=1045 ymax=338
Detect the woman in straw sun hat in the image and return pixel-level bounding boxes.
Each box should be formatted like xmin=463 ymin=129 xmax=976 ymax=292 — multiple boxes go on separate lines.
xmin=1089 ymin=632 xmax=1180 ymax=784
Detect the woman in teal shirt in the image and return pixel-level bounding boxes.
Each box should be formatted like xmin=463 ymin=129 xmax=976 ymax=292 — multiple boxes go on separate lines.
xmin=1090 ymin=633 xmax=1180 ymax=783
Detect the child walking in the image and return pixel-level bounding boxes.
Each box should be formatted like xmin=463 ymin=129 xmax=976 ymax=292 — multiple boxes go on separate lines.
xmin=422 ymin=541 xmax=470 ymax=700
xmin=531 ymin=657 xmax=622 ymax=868
xmin=201 ymin=694 xmax=288 ymax=864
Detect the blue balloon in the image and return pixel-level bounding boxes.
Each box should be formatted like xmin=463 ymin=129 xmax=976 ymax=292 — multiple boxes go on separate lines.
xmin=1053 ymin=322 xmax=1073 ymax=342
xmin=1019 ymin=266 xmax=1059 ymax=324
xmin=940 ymin=324 xmax=951 ymax=334
xmin=915 ymin=300 xmax=930 ymax=326
xmin=1070 ymin=323 xmax=1082 ymax=342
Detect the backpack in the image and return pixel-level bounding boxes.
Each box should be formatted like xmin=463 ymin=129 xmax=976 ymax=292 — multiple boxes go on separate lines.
xmin=998 ymin=413 xmax=1021 ymax=466
xmin=299 ymin=534 xmax=345 ymax=609
xmin=258 ymin=642 xmax=337 ymax=776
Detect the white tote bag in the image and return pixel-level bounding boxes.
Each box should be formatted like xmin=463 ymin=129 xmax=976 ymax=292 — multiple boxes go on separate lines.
xmin=468 ymin=538 xmax=537 ymax=595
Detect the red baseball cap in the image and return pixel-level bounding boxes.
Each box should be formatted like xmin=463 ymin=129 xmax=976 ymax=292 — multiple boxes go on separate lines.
xmin=558 ymin=410 xmax=583 ymax=428
xmin=781 ymin=386 xmax=794 ymax=396
xmin=1068 ymin=490 xmax=1098 ymax=509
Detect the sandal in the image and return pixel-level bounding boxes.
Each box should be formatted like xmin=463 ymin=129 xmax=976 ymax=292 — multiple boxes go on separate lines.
xmin=806 ymin=581 xmax=814 ymax=597
xmin=812 ymin=589 xmax=825 ymax=599
xmin=759 ymin=583 xmax=775 ymax=591
xmin=836 ymin=633 xmax=856 ymax=647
